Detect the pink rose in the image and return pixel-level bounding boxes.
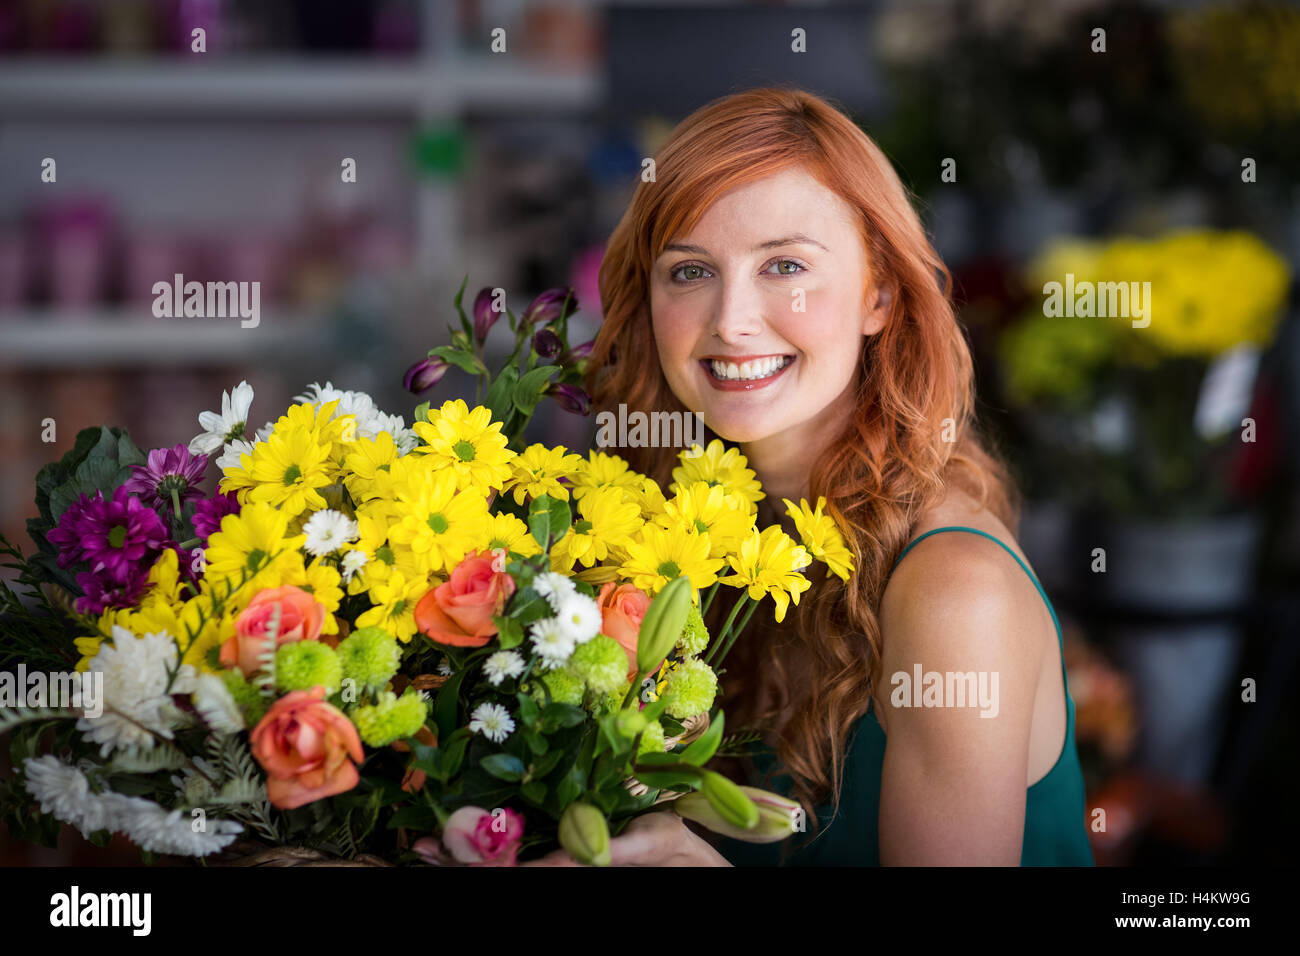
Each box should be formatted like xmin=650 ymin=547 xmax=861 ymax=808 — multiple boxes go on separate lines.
xmin=249 ymin=686 xmax=364 ymax=810
xmin=222 ymin=585 xmax=326 ymax=677
xmin=414 ymin=806 xmax=524 ymax=866
xmin=414 ymin=550 xmax=516 ymax=648
xmin=596 ymin=581 xmax=653 ymax=681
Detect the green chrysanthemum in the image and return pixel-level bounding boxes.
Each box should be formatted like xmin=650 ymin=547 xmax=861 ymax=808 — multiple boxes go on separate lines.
xmin=275 ymin=641 xmax=343 ymax=695
xmin=676 ymin=602 xmax=710 ymax=656
xmin=658 ymin=656 xmax=717 ymax=718
xmin=590 ymin=680 xmax=635 ymax=716
xmin=636 ymin=718 xmax=666 ymax=756
xmin=336 ymin=626 xmax=401 ymax=691
xmin=220 ymin=668 xmax=266 ymax=725
xmin=530 ymin=667 xmax=585 ymax=706
xmin=352 ymin=688 xmax=428 ymax=747
xmin=568 ymin=635 xmax=629 ymax=696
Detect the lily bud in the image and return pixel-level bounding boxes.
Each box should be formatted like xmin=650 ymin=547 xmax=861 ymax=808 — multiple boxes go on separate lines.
xmin=549 ymin=383 xmax=591 ymax=416
xmin=473 ymin=287 xmax=500 ymax=344
xmin=673 ymin=785 xmax=800 ymax=842
xmin=614 ymin=708 xmax=648 ymax=738
xmin=558 ymin=801 xmax=611 ymax=866
xmin=403 ymin=356 xmax=449 ymax=394
xmin=521 ymin=287 xmax=578 ymax=327
xmin=532 ymin=327 xmax=562 ymax=360
xmin=636 ymin=576 xmax=691 ymax=676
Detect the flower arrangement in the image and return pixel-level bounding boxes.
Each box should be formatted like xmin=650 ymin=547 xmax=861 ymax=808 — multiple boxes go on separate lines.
xmin=997 ymin=228 xmax=1290 ymax=515
xmin=0 ymin=282 xmax=856 ymax=865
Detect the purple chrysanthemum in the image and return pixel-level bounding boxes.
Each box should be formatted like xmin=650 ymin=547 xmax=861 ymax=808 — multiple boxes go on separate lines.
xmin=74 ymin=561 xmax=152 ymax=615
xmin=47 ymin=493 xmax=98 ymax=570
xmin=123 ymin=443 xmax=209 ymax=512
xmin=192 ymin=490 xmax=240 ymax=541
xmin=73 ymin=485 xmax=170 ymax=582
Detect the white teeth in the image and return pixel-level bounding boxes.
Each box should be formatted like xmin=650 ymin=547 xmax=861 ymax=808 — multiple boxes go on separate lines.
xmin=709 ymin=356 xmax=790 ymax=381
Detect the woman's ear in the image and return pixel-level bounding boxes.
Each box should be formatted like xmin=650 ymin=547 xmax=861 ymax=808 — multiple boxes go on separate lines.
xmin=863 ymin=285 xmax=892 ymax=336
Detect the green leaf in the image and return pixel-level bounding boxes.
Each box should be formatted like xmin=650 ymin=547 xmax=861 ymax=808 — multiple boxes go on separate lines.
xmin=441 ymin=730 xmax=470 ymax=778
xmin=679 ymin=711 xmax=724 ymax=767
xmin=429 ymin=345 xmax=487 ymax=376
xmin=481 ymin=753 xmax=526 ymax=782
xmin=626 ymin=768 xmax=700 ymax=790
xmin=387 ymin=804 xmax=438 ymax=831
xmin=512 ymin=365 xmax=561 ymax=416
xmin=521 ymin=780 xmax=547 ymax=804
xmin=524 ymin=728 xmax=547 ymax=756
xmin=496 ymin=617 xmax=523 ymax=650
xmin=434 ymin=668 xmax=467 ymax=743
xmin=540 ymin=702 xmax=587 ymax=731
xmin=545 ymin=496 xmax=571 ymax=540
xmin=484 ymin=363 xmax=519 ymax=427
xmin=528 ymin=494 xmax=555 ymax=547
xmin=452 ymin=272 xmax=472 ymax=339
xmin=516 ymin=691 xmax=540 ymax=726
xmin=413 ymin=401 xmax=431 ymax=423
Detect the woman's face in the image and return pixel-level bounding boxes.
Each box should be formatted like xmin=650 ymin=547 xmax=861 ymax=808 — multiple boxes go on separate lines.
xmin=649 ymin=166 xmax=888 ymax=449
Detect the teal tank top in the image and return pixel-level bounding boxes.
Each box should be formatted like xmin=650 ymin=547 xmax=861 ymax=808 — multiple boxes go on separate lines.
xmin=718 ymin=526 xmax=1095 ymax=866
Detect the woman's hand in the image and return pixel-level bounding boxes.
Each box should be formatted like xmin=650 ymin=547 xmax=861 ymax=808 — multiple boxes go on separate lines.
xmin=520 ymin=809 xmax=733 ymax=867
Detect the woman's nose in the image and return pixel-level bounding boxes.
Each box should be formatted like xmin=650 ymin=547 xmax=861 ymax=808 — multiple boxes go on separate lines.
xmin=708 ymin=280 xmax=765 ymax=343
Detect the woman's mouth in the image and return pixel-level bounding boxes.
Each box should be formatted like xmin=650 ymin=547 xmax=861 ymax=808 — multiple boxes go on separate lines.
xmin=699 ymin=354 xmax=794 ymax=391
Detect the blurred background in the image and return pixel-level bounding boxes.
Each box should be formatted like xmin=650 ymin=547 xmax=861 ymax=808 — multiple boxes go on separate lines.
xmin=1 ymin=0 xmax=1298 ymax=866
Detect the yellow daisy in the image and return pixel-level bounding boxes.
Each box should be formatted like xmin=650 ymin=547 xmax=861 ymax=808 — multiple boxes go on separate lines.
xmin=343 ymin=431 xmax=401 ymax=503
xmin=550 ymin=485 xmax=642 ymax=571
xmin=672 ymin=440 xmax=764 ymax=512
xmin=231 ymin=425 xmax=334 ymax=518
xmin=503 ymin=443 xmax=584 ymax=505
xmin=719 ymin=525 xmax=812 ymax=623
xmin=355 ymin=568 xmax=434 ymax=644
xmin=783 ymin=496 xmax=855 ymax=581
xmin=569 ymin=450 xmax=644 ymax=504
xmin=388 ymin=461 xmax=490 ymax=574
xmin=482 ymin=512 xmax=543 ymax=558
xmin=203 ymin=501 xmax=304 ymax=591
xmin=657 ymin=481 xmax=755 ymax=558
xmin=618 ymin=523 xmax=723 ymax=595
xmin=411 ymin=399 xmax=515 ymax=495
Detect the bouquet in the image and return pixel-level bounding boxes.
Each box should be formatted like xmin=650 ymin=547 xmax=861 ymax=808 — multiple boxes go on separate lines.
xmin=0 ymin=281 xmax=855 ymax=865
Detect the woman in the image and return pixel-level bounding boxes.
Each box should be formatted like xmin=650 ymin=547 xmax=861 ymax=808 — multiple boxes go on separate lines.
xmin=531 ymin=87 xmax=1094 ymax=866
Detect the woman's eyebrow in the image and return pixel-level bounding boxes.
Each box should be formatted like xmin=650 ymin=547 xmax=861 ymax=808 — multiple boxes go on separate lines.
xmin=660 ymin=234 xmax=829 ymax=256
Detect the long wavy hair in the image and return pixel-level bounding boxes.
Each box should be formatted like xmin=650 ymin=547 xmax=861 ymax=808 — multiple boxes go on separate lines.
xmin=584 ymin=87 xmax=1021 ymax=852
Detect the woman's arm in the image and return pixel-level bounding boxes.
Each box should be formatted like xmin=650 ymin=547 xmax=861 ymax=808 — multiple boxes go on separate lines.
xmin=875 ymin=534 xmax=1046 ymax=865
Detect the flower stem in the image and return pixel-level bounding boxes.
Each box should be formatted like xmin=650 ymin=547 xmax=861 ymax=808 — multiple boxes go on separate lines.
xmin=701 ymin=581 xmax=719 ymax=616
xmin=704 ymin=592 xmax=748 ymax=666
xmin=712 ymin=598 xmax=759 ymax=669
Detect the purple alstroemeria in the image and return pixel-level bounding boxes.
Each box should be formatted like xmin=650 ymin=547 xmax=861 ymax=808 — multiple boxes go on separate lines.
xmin=565 ymin=339 xmax=595 ymax=362
xmin=520 ymin=288 xmax=579 ymax=328
xmin=473 ymin=286 xmax=502 ymax=344
xmin=549 ymin=383 xmax=592 ymax=416
xmin=74 ymin=561 xmax=152 ymax=615
xmin=192 ymin=489 xmax=240 ymax=541
xmin=74 ymin=485 xmax=170 ymax=582
xmin=123 ymin=443 xmax=209 ymax=513
xmin=404 ymin=356 xmax=450 ymax=394
xmin=533 ymin=327 xmax=563 ymax=360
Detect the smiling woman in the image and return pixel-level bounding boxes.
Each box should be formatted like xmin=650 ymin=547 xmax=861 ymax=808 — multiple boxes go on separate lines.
xmin=584 ymin=87 xmax=1094 ymax=866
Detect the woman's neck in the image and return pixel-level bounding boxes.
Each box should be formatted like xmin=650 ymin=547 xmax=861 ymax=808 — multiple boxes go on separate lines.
xmin=740 ymin=380 xmax=857 ymax=507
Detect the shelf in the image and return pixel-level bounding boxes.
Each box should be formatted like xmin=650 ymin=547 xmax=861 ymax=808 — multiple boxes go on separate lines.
xmin=0 ymin=57 xmax=601 ymax=115
xmin=0 ymin=311 xmax=328 ymax=366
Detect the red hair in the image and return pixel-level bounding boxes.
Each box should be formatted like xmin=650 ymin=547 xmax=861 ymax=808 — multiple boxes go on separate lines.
xmin=585 ymin=87 xmax=1019 ymax=849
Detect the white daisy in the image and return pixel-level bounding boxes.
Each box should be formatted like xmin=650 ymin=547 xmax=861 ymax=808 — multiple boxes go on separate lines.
xmin=77 ymin=627 xmax=197 ymax=757
xmin=529 ymin=616 xmax=576 ymax=669
xmin=340 ymin=549 xmax=368 ymax=583
xmin=482 ymin=650 xmax=526 ymax=686
xmin=191 ymin=673 xmax=245 ymax=734
xmin=189 ymin=380 xmax=254 ymax=455
xmin=107 ymin=794 xmax=243 ymax=857
xmin=215 ymin=438 xmax=256 ymax=473
xmin=532 ymin=571 xmax=577 ymax=609
xmin=554 ymin=592 xmax=602 ymax=644
xmin=23 ymin=756 xmax=113 ymax=839
xmin=468 ymin=702 xmax=515 ymax=743
xmin=435 ymin=656 xmax=453 ymax=677
xmin=255 ymin=420 xmax=276 ymax=442
xmin=302 ymin=509 xmax=359 ymax=557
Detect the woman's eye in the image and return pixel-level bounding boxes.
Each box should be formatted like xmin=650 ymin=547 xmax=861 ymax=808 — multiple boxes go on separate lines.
xmin=670 ymin=264 xmax=711 ymax=283
xmin=767 ymin=259 xmax=805 ymax=276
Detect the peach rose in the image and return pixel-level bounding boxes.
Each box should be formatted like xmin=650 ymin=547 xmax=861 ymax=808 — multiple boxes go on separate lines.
xmin=596 ymin=581 xmax=653 ymax=681
xmin=414 ymin=550 xmax=515 ymax=648
xmin=249 ymin=686 xmax=364 ymax=810
xmin=221 ymin=585 xmax=326 ymax=677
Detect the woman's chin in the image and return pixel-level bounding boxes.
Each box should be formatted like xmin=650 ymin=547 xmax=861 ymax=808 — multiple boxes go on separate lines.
xmin=701 ymin=413 xmax=781 ymax=446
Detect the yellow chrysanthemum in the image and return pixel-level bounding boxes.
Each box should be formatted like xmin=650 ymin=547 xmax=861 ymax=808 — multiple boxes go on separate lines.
xmin=224 ymin=425 xmax=334 ymax=518
xmin=343 ymin=431 xmax=401 ymax=503
xmin=658 ymin=481 xmax=755 ymax=558
xmin=783 ymin=496 xmax=855 ymax=582
xmin=719 ymin=525 xmax=813 ymax=623
xmin=388 ymin=461 xmax=490 ymax=574
xmin=550 ymin=485 xmax=642 ymax=572
xmin=618 ymin=523 xmax=723 ymax=595
xmin=672 ymin=440 xmax=764 ymax=512
xmin=570 ymin=450 xmax=644 ymax=503
xmin=632 ymin=475 xmax=669 ymax=519
xmin=203 ymin=501 xmax=305 ymax=592
xmin=411 ymin=400 xmax=515 ymax=495
xmin=271 ymin=399 xmax=355 ymax=465
xmin=482 ymin=512 xmax=543 ymax=557
xmin=504 ymin=443 xmax=584 ymax=505
xmin=355 ymin=568 xmax=434 ymax=644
